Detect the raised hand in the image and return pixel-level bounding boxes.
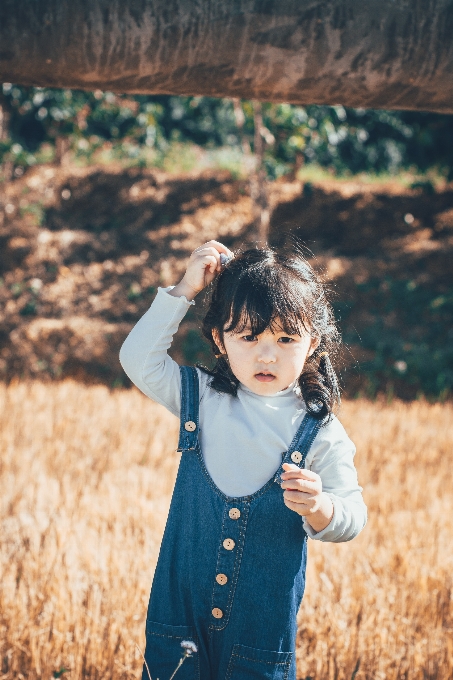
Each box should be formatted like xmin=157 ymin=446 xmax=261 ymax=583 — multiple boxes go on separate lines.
xmin=169 ymin=240 xmax=234 ymax=301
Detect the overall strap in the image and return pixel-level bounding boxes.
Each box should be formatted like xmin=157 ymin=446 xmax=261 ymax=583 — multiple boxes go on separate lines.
xmin=275 ymin=413 xmax=322 ymax=482
xmin=177 ymin=366 xmax=200 ymax=452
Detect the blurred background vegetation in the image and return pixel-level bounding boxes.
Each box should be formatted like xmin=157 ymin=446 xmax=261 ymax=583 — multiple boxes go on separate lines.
xmin=1 ymin=84 xmax=453 ymax=179
xmin=0 ymin=84 xmax=452 ymax=400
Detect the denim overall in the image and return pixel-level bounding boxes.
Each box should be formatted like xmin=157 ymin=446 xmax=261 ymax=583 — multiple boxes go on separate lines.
xmin=143 ymin=367 xmax=321 ymax=680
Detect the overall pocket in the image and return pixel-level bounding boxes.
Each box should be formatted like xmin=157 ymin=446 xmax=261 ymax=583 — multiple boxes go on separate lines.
xmin=225 ymin=643 xmax=293 ymax=680
xmin=143 ymin=620 xmax=199 ymax=680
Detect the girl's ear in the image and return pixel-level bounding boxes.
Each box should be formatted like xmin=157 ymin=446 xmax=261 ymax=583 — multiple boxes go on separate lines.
xmin=308 ymin=336 xmax=320 ymax=357
xmin=212 ymin=328 xmax=226 ymax=355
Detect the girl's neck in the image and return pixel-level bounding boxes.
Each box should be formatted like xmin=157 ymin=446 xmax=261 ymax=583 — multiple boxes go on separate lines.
xmin=239 ymin=381 xmax=298 ymax=398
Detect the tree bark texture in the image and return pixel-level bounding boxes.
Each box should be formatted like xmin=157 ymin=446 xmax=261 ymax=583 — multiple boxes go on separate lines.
xmin=1 ymin=0 xmax=453 ymax=113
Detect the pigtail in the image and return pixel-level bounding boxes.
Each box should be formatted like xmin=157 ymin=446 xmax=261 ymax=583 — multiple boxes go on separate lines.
xmin=299 ymin=351 xmax=341 ymax=422
xmin=319 ymin=352 xmax=341 ymax=406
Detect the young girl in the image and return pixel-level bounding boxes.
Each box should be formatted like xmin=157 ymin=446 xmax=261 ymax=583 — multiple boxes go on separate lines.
xmin=120 ymin=240 xmax=367 ymax=680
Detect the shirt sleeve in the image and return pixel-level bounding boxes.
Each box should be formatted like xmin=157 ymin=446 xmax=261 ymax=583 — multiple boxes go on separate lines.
xmin=302 ymin=416 xmax=367 ymax=543
xmin=119 ymin=286 xmax=194 ymax=417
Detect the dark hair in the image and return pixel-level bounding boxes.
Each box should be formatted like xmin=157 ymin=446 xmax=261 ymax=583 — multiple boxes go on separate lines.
xmin=198 ymin=248 xmax=341 ymax=421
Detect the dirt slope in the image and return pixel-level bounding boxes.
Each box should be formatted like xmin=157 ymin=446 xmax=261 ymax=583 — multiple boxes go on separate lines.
xmin=1 ymin=164 xmax=452 ymax=397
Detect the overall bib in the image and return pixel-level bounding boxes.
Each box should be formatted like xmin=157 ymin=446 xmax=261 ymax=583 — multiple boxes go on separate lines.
xmin=143 ymin=367 xmax=321 ymax=680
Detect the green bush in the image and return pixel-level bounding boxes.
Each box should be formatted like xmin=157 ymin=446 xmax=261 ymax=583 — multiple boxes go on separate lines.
xmin=1 ymin=84 xmax=452 ymax=178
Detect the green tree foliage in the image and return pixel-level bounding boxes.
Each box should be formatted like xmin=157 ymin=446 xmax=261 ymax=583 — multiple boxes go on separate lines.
xmin=1 ymin=84 xmax=452 ymax=178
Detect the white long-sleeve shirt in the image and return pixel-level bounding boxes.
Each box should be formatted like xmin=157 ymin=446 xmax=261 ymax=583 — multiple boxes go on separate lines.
xmin=119 ymin=287 xmax=367 ymax=542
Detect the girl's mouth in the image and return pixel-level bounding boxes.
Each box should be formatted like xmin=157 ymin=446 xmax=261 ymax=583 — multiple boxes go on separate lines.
xmin=254 ymin=372 xmax=276 ymax=383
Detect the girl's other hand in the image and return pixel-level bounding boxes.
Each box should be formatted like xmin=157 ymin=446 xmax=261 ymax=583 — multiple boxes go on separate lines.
xmin=280 ymin=462 xmax=334 ymax=533
xmin=169 ymin=240 xmax=234 ymax=300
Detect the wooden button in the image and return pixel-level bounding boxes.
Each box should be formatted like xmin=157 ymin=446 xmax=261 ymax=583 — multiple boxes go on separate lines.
xmin=184 ymin=420 xmax=196 ymax=432
xmin=212 ymin=607 xmax=223 ymax=619
xmin=229 ymin=508 xmax=241 ymax=520
xmin=291 ymin=450 xmax=302 ymax=464
xmin=223 ymin=538 xmax=235 ymax=551
xmin=216 ymin=573 xmax=228 ymax=585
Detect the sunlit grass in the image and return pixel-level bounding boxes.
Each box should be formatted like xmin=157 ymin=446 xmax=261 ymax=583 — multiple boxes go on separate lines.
xmin=0 ymin=381 xmax=452 ymax=679
xmin=295 ymin=163 xmax=449 ymax=189
xmin=13 ymin=138 xmax=449 ymax=189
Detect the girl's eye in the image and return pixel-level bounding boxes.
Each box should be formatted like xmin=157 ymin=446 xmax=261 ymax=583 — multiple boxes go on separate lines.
xmin=242 ymin=334 xmax=256 ymax=342
xmin=278 ymin=337 xmax=294 ymax=344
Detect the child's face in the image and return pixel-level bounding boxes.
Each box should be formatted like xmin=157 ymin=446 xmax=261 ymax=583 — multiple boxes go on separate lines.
xmin=213 ymin=321 xmax=319 ymax=396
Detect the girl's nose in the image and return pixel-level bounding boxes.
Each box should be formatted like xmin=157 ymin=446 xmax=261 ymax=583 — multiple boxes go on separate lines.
xmin=257 ymin=344 xmax=277 ymax=363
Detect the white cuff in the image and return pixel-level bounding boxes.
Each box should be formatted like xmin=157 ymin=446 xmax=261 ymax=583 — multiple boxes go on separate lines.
xmin=160 ymin=285 xmax=196 ymax=307
xmin=303 ymin=494 xmax=367 ymax=543
xmin=303 ymin=496 xmax=343 ymax=541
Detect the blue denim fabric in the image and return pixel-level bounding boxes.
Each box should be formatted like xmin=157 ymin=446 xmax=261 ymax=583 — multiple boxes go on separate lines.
xmin=143 ymin=366 xmax=321 ymax=680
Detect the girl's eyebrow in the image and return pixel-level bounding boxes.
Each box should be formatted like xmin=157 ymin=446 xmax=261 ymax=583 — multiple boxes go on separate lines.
xmin=225 ymin=326 xmax=252 ymax=335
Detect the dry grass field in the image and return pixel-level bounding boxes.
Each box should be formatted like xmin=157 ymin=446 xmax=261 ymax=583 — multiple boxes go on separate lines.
xmin=0 ymin=381 xmax=452 ymax=680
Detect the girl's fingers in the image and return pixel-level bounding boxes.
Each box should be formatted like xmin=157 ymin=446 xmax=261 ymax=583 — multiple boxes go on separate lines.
xmin=283 ymin=490 xmax=317 ymax=511
xmin=199 ymin=254 xmax=220 ymax=274
xmin=194 ymin=247 xmax=222 ymax=265
xmin=181 ymin=240 xmax=234 ymax=296
xmin=283 ymin=498 xmax=310 ymax=515
xmin=281 ymin=478 xmax=318 ymax=492
xmin=194 ymin=240 xmax=234 ymax=260
xmin=281 ymin=463 xmax=319 ymax=482
xmin=200 ymin=239 xmax=232 ymax=255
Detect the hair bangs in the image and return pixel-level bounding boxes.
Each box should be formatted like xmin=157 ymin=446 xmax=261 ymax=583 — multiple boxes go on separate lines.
xmin=223 ymin=269 xmax=311 ymax=338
